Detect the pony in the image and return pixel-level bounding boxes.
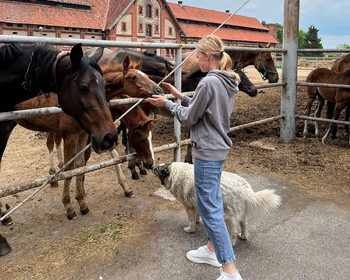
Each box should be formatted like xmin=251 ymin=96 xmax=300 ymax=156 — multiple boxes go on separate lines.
xmin=303 ymin=68 xmax=350 ymax=144
xmin=0 ymin=43 xmax=117 ymax=255
xmin=15 ymin=57 xmax=160 ymax=219
xmin=182 ymin=43 xmax=279 ymax=83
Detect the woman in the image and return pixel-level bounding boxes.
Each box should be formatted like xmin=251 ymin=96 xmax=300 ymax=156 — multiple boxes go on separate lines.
xmin=148 ymin=34 xmax=242 ymax=280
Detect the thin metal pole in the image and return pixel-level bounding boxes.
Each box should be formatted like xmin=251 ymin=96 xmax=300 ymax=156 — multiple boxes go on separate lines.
xmin=173 ymin=47 xmax=182 ymax=162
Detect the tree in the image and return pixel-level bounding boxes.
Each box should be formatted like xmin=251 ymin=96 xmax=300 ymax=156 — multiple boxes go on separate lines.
xmin=337 ymin=43 xmax=350 ymax=49
xmin=298 ymin=30 xmax=305 ymax=49
xmin=303 ymin=25 xmax=323 ymax=57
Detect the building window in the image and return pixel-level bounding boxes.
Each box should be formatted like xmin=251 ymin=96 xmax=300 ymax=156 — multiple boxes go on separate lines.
xmin=17 ymin=24 xmax=23 ymax=27
xmin=146 ymin=24 xmax=152 ymax=36
xmin=46 ymin=26 xmax=51 ymax=29
xmin=155 ymin=9 xmax=159 ymax=17
xmin=139 ymin=6 xmax=143 ymax=15
xmin=168 ymin=27 xmax=173 ymax=35
xmin=7 ymin=23 xmax=13 ymax=27
xmin=87 ymin=29 xmax=92 ymax=32
xmin=12 ymin=32 xmax=18 ymax=34
xmin=64 ymin=27 xmax=69 ymax=30
xmin=155 ymin=25 xmax=159 ymax=34
xmin=139 ymin=23 xmax=143 ymax=31
xmin=146 ymin=5 xmax=152 ymax=18
xmin=72 ymin=28 xmax=77 ymax=31
xmin=121 ymin=22 xmax=127 ymax=32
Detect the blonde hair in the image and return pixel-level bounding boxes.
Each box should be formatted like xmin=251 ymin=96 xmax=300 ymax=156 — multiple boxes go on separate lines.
xmin=196 ymin=34 xmax=240 ymax=82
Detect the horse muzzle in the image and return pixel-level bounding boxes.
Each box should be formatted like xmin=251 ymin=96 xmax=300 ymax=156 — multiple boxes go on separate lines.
xmin=91 ymin=133 xmax=118 ymax=153
xmin=152 ymin=86 xmax=164 ymax=96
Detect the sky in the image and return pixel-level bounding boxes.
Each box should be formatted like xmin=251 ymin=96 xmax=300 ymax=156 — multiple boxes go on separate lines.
xmin=168 ymin=0 xmax=350 ymax=49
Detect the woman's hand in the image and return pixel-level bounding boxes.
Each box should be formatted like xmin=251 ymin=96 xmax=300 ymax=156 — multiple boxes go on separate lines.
xmin=162 ymin=82 xmax=184 ymax=100
xmin=147 ymin=95 xmax=169 ymax=107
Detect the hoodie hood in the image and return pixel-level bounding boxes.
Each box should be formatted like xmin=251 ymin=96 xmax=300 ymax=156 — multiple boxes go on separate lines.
xmin=207 ymin=70 xmax=239 ymax=97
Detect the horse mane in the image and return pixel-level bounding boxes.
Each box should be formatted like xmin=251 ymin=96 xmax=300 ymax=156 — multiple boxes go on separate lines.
xmin=185 ymin=69 xmax=207 ymax=80
xmin=0 ymin=43 xmax=24 ymax=61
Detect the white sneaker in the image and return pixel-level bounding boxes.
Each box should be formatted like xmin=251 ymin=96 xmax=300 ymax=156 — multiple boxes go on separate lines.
xmin=216 ymin=268 xmax=243 ymax=280
xmin=186 ymin=245 xmax=222 ymax=268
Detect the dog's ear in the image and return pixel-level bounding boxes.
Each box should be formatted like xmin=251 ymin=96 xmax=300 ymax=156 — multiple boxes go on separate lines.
xmin=161 ymin=164 xmax=171 ymax=178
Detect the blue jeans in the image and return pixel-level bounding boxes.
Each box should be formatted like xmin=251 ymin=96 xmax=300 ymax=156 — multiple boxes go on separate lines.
xmin=194 ymin=157 xmax=236 ymax=264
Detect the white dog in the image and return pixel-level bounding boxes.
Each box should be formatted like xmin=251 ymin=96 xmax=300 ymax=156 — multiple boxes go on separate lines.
xmin=153 ymin=162 xmax=282 ymax=245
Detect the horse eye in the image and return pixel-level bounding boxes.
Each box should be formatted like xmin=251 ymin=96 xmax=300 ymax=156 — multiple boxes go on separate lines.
xmin=140 ymin=137 xmax=146 ymax=143
xmin=79 ymin=85 xmax=89 ymax=93
xmin=131 ymin=75 xmax=137 ymax=81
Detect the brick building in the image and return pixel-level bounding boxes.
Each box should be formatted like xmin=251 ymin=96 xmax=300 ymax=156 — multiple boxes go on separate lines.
xmin=0 ymin=0 xmax=278 ymax=55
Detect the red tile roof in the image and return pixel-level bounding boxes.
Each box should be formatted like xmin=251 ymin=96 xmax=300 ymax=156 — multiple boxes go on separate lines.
xmin=180 ymin=23 xmax=278 ymax=44
xmin=0 ymin=0 xmax=109 ymax=29
xmin=168 ymin=3 xmax=270 ymax=31
xmin=168 ymin=3 xmax=278 ymax=44
xmin=104 ymin=0 xmax=136 ymax=30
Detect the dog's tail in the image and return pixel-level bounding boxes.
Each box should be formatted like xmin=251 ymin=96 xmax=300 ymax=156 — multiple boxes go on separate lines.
xmin=245 ymin=189 xmax=282 ymax=218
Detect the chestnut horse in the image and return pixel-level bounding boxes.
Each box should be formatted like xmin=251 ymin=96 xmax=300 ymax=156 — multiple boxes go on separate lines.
xmin=328 ymin=54 xmax=350 ymax=136
xmin=303 ymin=68 xmax=350 ymax=144
xmin=15 ymin=57 xmax=161 ymax=219
xmin=0 ymin=43 xmax=117 ymax=255
xmin=182 ymin=43 xmax=279 ymax=83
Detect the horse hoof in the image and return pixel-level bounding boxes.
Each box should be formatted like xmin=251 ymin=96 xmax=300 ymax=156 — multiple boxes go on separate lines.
xmin=50 ymin=181 xmax=59 ymax=188
xmin=125 ymin=191 xmax=135 ymax=198
xmin=140 ymin=169 xmax=147 ymax=175
xmin=1 ymin=216 xmax=13 ymax=226
xmin=81 ymin=208 xmax=90 ymax=215
xmin=0 ymin=235 xmax=12 ymax=257
xmin=67 ymin=212 xmax=77 ymax=220
xmin=131 ymin=173 xmax=140 ymax=180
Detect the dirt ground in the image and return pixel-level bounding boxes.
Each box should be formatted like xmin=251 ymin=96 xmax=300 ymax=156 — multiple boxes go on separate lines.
xmin=0 ymin=66 xmax=349 ymax=280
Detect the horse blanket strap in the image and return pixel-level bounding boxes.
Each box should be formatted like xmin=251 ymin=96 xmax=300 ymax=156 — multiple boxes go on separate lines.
xmin=52 ymin=51 xmax=70 ymax=92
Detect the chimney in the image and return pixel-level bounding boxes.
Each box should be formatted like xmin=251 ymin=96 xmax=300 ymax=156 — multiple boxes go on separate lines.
xmin=178 ymin=1 xmax=184 ymax=8
xmin=225 ymin=10 xmax=230 ymax=14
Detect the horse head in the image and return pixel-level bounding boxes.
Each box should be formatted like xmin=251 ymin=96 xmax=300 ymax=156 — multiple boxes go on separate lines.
xmin=55 ymin=43 xmax=117 ymax=153
xmin=233 ymin=62 xmax=257 ymax=97
xmin=255 ymin=44 xmax=279 ymax=83
xmin=102 ymin=54 xmax=163 ymax=99
xmin=128 ymin=118 xmax=158 ymax=170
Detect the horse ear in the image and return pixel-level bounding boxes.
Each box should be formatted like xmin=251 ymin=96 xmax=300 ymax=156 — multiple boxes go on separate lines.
xmin=70 ymin=43 xmax=83 ymax=67
xmin=135 ymin=58 xmax=143 ymax=70
xmin=90 ymin=47 xmax=104 ymax=62
xmin=266 ymin=42 xmax=271 ymax=48
xmin=122 ymin=54 xmax=131 ymax=72
xmin=165 ymin=61 xmax=174 ymax=74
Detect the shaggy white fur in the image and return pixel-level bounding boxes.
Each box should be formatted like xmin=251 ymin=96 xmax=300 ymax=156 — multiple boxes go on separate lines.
xmin=156 ymin=162 xmax=282 ymax=246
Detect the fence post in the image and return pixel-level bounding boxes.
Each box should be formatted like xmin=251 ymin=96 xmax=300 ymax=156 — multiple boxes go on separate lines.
xmin=173 ymin=47 xmax=182 ymax=162
xmin=281 ymin=0 xmax=300 ymax=142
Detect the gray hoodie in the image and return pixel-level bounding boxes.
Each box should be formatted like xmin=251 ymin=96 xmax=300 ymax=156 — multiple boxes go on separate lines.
xmin=164 ymin=70 xmax=239 ymax=161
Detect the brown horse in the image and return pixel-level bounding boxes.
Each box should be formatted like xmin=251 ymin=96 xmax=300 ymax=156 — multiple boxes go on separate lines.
xmin=303 ymin=68 xmax=350 ymax=144
xmin=328 ymin=54 xmax=350 ymax=136
xmin=182 ymin=43 xmax=279 ymax=83
xmin=15 ymin=58 xmax=160 ymax=219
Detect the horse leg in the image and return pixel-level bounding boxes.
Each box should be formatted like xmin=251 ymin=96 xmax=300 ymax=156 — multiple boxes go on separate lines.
xmin=0 ymin=233 xmax=11 ymax=257
xmin=184 ymin=128 xmax=193 ymax=164
xmin=322 ymin=103 xmax=345 ymax=144
xmin=326 ymin=102 xmax=337 ymax=138
xmin=303 ymin=88 xmax=317 ymax=138
xmin=345 ymin=105 xmax=350 ymax=136
xmin=0 ymin=120 xmax=17 ymax=226
xmin=314 ymin=96 xmax=325 ymax=139
xmin=109 ymin=145 xmax=134 ymax=197
xmin=46 ymin=132 xmax=59 ymax=188
xmin=55 ymin=133 xmax=64 ymax=169
xmin=61 ymin=135 xmax=78 ymax=219
xmin=74 ymin=134 xmax=90 ymax=216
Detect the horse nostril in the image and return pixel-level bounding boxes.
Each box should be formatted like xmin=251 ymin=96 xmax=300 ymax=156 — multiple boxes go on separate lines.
xmin=102 ymin=133 xmax=114 ymax=150
xmin=155 ymin=87 xmax=164 ymax=95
